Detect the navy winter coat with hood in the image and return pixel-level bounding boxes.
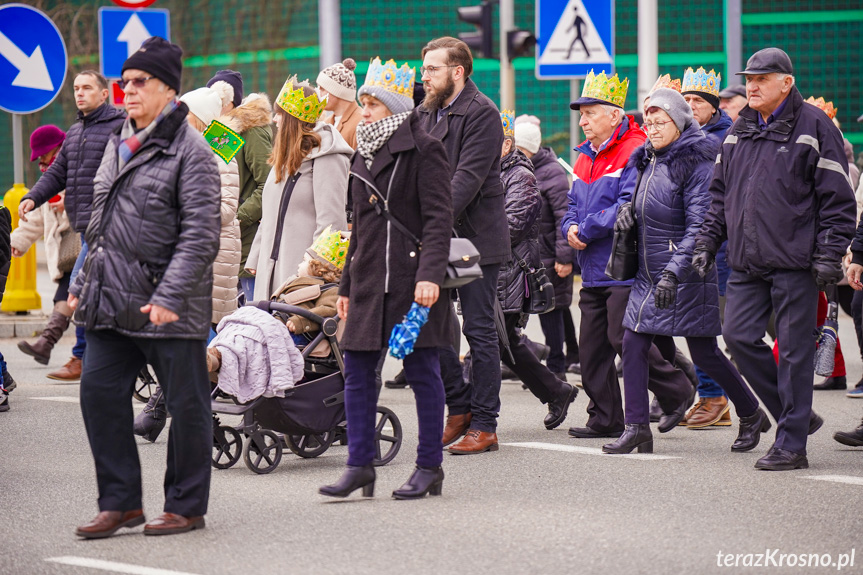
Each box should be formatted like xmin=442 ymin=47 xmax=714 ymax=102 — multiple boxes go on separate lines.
xmin=622 ymin=123 xmax=721 ymax=337
xmin=701 ymin=108 xmax=733 ymax=146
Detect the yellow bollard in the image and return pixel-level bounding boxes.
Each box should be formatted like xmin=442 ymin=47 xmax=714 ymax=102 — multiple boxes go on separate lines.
xmin=2 ymin=183 xmax=42 ymax=313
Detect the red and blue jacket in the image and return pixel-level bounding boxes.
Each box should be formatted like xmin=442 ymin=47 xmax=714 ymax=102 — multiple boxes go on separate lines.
xmin=561 ymin=115 xmax=646 ymax=287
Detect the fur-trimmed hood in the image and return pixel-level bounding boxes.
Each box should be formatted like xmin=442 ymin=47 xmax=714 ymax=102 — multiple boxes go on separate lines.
xmin=219 ymin=92 xmax=273 ymax=135
xmin=627 ymin=123 xmax=718 ymax=181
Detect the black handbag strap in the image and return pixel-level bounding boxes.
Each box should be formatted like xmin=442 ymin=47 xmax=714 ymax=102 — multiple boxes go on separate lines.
xmin=349 ymin=162 xmax=424 ymax=250
xmin=270 ymin=171 xmax=304 ymax=261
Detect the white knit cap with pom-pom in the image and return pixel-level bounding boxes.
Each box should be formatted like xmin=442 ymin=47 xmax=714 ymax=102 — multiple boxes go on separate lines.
xmin=180 ymin=87 xmax=223 ymax=127
xmin=316 ymin=58 xmax=358 ymax=102
xmin=209 ymin=81 xmax=235 ymax=112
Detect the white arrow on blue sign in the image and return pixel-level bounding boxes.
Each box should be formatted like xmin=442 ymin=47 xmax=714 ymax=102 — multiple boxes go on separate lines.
xmin=0 ymin=4 xmax=67 ymax=114
xmin=99 ymin=7 xmax=170 ymax=79
xmin=535 ymin=0 xmax=615 ymax=80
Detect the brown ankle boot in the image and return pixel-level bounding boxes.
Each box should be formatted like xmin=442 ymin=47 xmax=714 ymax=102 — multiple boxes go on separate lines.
xmin=47 ymin=357 xmax=83 ymax=382
xmin=442 ymin=413 xmax=472 ymax=446
xmin=17 ymin=311 xmax=71 ymax=365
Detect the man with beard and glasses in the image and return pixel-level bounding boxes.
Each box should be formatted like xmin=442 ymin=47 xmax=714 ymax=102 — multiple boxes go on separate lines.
xmin=416 ymin=37 xmax=510 ymax=454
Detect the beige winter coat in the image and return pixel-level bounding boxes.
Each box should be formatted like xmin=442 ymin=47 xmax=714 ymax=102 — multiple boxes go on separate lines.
xmin=213 ymin=155 xmax=241 ymax=324
xmin=11 ymin=197 xmax=80 ymax=281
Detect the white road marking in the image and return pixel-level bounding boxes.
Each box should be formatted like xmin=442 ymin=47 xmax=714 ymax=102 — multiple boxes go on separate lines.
xmin=45 ymin=556 xmax=200 ymax=575
xmin=804 ymin=475 xmax=863 ymax=486
xmin=503 ymin=441 xmax=680 ymax=460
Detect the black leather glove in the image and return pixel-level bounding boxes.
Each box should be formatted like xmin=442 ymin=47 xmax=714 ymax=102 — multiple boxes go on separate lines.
xmin=654 ymin=271 xmax=679 ymax=310
xmin=614 ymin=202 xmax=635 ymax=232
xmin=812 ymin=259 xmax=843 ymax=291
xmin=691 ymin=243 xmax=716 ymax=278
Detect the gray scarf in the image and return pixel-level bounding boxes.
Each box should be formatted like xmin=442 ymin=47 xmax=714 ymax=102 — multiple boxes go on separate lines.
xmin=355 ymin=111 xmax=410 ymax=169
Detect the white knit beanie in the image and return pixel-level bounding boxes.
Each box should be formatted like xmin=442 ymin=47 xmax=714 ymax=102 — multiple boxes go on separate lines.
xmin=514 ymin=122 xmax=542 ymax=154
xmin=180 ymin=87 xmax=222 ymax=127
xmin=316 ymin=58 xmax=358 ymax=102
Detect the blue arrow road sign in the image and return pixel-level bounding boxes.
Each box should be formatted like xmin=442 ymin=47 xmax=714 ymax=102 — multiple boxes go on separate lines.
xmin=99 ymin=7 xmax=170 ymax=79
xmin=0 ymin=4 xmax=67 ymax=114
xmin=535 ymin=0 xmax=614 ymax=79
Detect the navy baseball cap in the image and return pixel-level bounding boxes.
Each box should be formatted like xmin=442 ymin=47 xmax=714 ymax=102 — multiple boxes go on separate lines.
xmin=718 ymin=85 xmax=746 ymax=99
xmin=737 ymin=47 xmax=793 ymax=76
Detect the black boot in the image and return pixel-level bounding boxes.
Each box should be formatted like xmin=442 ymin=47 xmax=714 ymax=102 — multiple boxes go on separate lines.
xmin=133 ymin=385 xmax=167 ymax=442
xmin=731 ymin=408 xmax=771 ymax=452
xmin=385 ymin=369 xmax=408 ymax=389
xmin=833 ymin=419 xmax=863 ymax=447
xmin=392 ymin=466 xmax=444 ymax=499
xmin=814 ymin=376 xmax=847 ymax=390
xmin=544 ymin=383 xmax=578 ymax=430
xmin=602 ymin=423 xmax=653 ymax=454
xmin=657 ymin=386 xmax=695 ymax=433
xmin=319 ymin=465 xmax=375 ymax=498
xmin=648 ymin=398 xmax=662 ymax=423
xmin=17 ymin=311 xmax=70 ymax=365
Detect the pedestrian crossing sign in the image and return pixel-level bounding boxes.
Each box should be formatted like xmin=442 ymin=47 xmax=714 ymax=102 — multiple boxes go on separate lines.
xmin=536 ymin=0 xmax=615 ymax=79
xmin=203 ymin=121 xmax=245 ymax=164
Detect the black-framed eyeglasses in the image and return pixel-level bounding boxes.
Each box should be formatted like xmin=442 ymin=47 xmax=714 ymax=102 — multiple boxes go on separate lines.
xmin=643 ymin=120 xmax=674 ymax=132
xmin=118 ymin=75 xmax=157 ymax=90
xmin=420 ymin=65 xmax=458 ymax=77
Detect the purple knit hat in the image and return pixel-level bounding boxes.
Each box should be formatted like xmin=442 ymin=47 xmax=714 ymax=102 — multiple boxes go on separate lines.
xmin=30 ymin=125 xmax=66 ymax=162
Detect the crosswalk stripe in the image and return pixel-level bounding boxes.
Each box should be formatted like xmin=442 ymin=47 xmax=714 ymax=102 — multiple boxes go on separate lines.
xmin=45 ymin=556 xmax=200 ymax=575
xmin=803 ymin=475 xmax=863 ymax=486
xmin=503 ymin=441 xmax=680 ymax=460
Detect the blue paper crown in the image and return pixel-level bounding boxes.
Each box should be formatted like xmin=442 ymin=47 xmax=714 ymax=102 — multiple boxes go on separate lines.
xmin=364 ymin=57 xmax=416 ymax=100
xmin=682 ymin=67 xmax=721 ymax=98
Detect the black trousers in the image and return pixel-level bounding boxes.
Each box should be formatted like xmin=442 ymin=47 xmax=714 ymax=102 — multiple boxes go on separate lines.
xmin=80 ymin=330 xmax=211 ymax=517
xmin=538 ymin=308 xmax=567 ymax=373
xmin=503 ymin=312 xmax=568 ymax=403
xmin=562 ymin=307 xmax=580 ymax=364
xmin=723 ymin=269 xmax=818 ymax=455
xmin=577 ymin=285 xmax=691 ymax=432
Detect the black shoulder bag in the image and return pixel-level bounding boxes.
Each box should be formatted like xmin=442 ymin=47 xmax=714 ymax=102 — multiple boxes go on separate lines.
xmin=514 ymin=253 xmax=555 ymax=314
xmin=605 ymin=168 xmax=644 ymax=281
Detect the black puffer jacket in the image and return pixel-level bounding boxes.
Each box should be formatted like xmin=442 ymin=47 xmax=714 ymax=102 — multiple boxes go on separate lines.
xmin=497 ymin=148 xmax=541 ymax=313
xmin=24 ymin=102 xmax=126 ymax=233
xmin=531 ymin=146 xmax=576 ymax=308
xmin=70 ymin=102 xmax=221 ymax=339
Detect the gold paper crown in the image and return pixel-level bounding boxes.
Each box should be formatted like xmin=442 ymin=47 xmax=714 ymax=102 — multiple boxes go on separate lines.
xmin=650 ymin=74 xmax=682 ymax=94
xmin=682 ymin=67 xmax=721 ymax=97
xmin=581 ymin=70 xmax=629 ymax=109
xmin=363 ymin=57 xmax=416 ymax=100
xmin=805 ymin=96 xmax=838 ymax=120
xmin=307 ymin=225 xmax=350 ymax=271
xmin=276 ymin=76 xmax=327 ymax=124
xmin=500 ymin=109 xmax=515 ymax=138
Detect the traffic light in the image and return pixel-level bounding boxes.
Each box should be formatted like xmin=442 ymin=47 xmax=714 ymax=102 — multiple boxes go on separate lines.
xmin=457 ymin=2 xmax=494 ymax=59
xmin=506 ymin=29 xmax=536 ymax=61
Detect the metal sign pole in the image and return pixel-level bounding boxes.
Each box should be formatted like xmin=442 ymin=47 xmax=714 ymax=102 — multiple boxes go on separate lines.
xmin=318 ymin=0 xmax=342 ymax=69
xmin=570 ymin=79 xmax=580 ymax=168
xmin=12 ymin=114 xmax=23 ymax=183
xmin=637 ymin=0 xmax=658 ymax=103
xmin=725 ymin=0 xmax=743 ymax=83
xmin=499 ymin=0 xmax=515 ymax=111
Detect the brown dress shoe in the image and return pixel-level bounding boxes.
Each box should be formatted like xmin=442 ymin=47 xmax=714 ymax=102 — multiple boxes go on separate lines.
xmin=75 ymin=509 xmax=145 ymax=539
xmin=713 ymin=408 xmax=732 ymax=426
xmin=47 ymin=357 xmax=82 ymax=382
xmin=448 ymin=429 xmax=498 ymax=454
xmin=686 ymin=396 xmax=730 ymax=428
xmin=144 ymin=512 xmax=205 ymax=536
xmin=442 ymin=413 xmax=472 ymax=446
xmin=681 ymin=398 xmax=707 ymax=426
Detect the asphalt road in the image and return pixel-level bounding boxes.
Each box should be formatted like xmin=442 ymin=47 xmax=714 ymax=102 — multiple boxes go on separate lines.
xmin=1 ymin=303 xmax=862 ymax=575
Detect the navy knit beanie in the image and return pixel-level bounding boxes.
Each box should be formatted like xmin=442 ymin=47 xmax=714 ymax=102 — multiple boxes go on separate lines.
xmin=122 ymin=37 xmax=183 ymax=94
xmin=207 ymin=69 xmax=244 ymax=108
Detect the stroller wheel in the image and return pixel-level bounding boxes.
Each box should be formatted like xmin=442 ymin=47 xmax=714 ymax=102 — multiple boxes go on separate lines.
xmin=243 ymin=430 xmax=282 ymax=474
xmin=134 ymin=366 xmax=157 ymax=403
xmin=372 ymin=406 xmax=402 ymax=467
xmin=212 ymin=425 xmax=242 ymax=469
xmin=286 ymin=431 xmax=334 ymax=458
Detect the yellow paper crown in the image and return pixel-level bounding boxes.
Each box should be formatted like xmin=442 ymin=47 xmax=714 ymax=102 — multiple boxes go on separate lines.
xmin=682 ymin=67 xmax=721 ymax=98
xmin=500 ymin=109 xmax=515 ymax=138
xmin=650 ymin=74 xmax=682 ymax=94
xmin=276 ymin=76 xmax=327 ymax=124
xmin=363 ymin=57 xmax=416 ymax=100
xmin=307 ymin=225 xmax=350 ymax=271
xmin=805 ymin=96 xmax=838 ymax=120
xmin=581 ymin=70 xmax=629 ymax=109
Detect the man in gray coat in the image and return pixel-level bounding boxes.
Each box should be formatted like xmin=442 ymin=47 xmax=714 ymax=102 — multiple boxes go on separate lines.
xmin=70 ymin=38 xmax=221 ymax=537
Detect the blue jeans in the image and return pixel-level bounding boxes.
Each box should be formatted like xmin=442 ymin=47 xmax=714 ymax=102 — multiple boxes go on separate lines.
xmin=70 ymin=239 xmax=89 ymax=359
xmin=695 ymin=366 xmax=726 ymax=398
xmin=240 ymin=277 xmax=255 ymax=303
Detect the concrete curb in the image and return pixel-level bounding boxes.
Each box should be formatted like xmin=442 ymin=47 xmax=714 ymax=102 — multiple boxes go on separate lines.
xmin=0 ymin=314 xmax=49 ymax=338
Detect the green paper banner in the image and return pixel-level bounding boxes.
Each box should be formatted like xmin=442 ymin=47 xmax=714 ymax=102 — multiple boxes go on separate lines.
xmin=203 ymin=120 xmax=245 ymax=164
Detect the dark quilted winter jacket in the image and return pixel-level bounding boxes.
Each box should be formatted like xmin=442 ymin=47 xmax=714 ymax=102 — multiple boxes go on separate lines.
xmin=622 ymin=124 xmax=721 ymax=337
xmin=497 ymin=149 xmax=542 ymax=314
xmin=24 ymin=102 xmax=126 ymax=233
xmin=70 ymin=102 xmax=221 ymax=339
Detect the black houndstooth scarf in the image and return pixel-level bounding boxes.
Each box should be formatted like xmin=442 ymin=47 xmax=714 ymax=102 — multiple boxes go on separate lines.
xmin=355 ymin=111 xmax=411 ymax=169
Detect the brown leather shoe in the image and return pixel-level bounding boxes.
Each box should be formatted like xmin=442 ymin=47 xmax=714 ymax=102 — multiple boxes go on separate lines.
xmin=75 ymin=509 xmax=145 ymax=539
xmin=713 ymin=408 xmax=732 ymax=426
xmin=143 ymin=512 xmax=205 ymax=536
xmin=442 ymin=413 xmax=472 ymax=447
xmin=448 ymin=429 xmax=498 ymax=454
xmin=47 ymin=357 xmax=82 ymax=382
xmin=686 ymin=396 xmax=730 ymax=428
xmin=681 ymin=398 xmax=706 ymax=425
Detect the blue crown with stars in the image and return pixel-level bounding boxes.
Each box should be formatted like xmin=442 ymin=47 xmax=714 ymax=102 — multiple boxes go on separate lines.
xmin=682 ymin=67 xmax=721 ymax=97
xmin=363 ymin=57 xmax=416 ymax=100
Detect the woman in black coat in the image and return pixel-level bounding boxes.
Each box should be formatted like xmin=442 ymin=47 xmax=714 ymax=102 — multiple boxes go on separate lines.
xmin=603 ymin=88 xmax=766 ymax=455
xmin=319 ymin=59 xmax=453 ymax=500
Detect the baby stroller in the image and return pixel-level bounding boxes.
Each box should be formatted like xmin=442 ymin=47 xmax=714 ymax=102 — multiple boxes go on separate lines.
xmin=210 ymin=300 xmax=403 ymax=474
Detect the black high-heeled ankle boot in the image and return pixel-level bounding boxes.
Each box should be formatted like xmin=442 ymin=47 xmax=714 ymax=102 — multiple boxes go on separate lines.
xmin=392 ymin=466 xmax=444 ymax=500
xmin=319 ymin=465 xmax=375 ymax=498
xmin=602 ymin=423 xmax=653 ymax=454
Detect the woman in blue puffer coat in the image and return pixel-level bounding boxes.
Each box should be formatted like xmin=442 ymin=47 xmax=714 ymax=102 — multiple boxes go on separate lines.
xmin=602 ymin=88 xmax=767 ymax=455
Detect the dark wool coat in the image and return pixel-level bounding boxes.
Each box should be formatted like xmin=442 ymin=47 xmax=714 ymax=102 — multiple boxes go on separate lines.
xmin=531 ymin=146 xmax=576 ymax=308
xmin=70 ymin=102 xmax=221 ymax=339
xmin=497 ymin=149 xmax=541 ymax=313
xmin=622 ymin=124 xmax=721 ymax=337
xmin=416 ymin=78 xmax=510 ymax=265
xmin=24 ymin=102 xmax=126 ymax=233
xmin=698 ymin=87 xmax=856 ymax=274
xmin=340 ymin=113 xmax=454 ymax=351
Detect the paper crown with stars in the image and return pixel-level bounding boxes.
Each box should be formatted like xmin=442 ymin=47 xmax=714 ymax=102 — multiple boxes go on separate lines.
xmin=805 ymin=96 xmax=838 ymax=120
xmin=682 ymin=67 xmax=721 ymax=98
xmin=363 ymin=57 xmax=416 ymax=100
xmin=650 ymin=74 xmax=682 ymax=95
xmin=276 ymin=76 xmax=327 ymax=124
xmin=307 ymin=225 xmax=350 ymax=271
xmin=581 ymin=70 xmax=629 ymax=109
xmin=500 ymin=109 xmax=515 ymax=138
